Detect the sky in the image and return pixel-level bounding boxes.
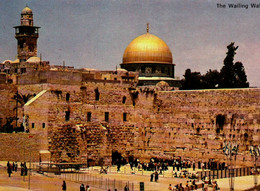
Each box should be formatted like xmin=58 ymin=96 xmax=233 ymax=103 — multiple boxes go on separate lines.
xmin=0 ymin=0 xmax=259 ymax=87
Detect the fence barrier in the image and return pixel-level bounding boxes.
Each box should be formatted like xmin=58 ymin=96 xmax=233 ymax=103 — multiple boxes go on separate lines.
xmin=198 ymin=166 xmax=257 ymax=180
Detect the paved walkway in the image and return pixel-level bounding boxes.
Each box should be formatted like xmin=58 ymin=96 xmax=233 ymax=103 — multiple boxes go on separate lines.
xmin=0 ymin=161 xmax=259 ymax=191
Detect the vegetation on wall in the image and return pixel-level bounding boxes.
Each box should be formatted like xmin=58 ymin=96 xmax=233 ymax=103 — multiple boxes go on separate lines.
xmin=0 ymin=92 xmax=34 ymax=133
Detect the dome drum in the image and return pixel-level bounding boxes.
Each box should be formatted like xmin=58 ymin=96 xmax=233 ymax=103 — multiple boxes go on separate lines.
xmin=121 ymin=63 xmax=175 ymax=78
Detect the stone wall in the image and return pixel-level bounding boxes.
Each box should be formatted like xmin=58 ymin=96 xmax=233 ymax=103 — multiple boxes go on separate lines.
xmin=23 ymin=82 xmax=259 ymax=167
xmin=0 ymin=133 xmax=41 ymax=162
xmin=0 ymin=84 xmax=17 ymax=130
xmin=131 ymin=88 xmax=260 ymax=166
xmin=0 ymin=75 xmax=259 ymax=167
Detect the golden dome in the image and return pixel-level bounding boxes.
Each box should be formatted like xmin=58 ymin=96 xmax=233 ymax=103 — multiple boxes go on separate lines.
xmin=122 ymin=32 xmax=173 ymax=65
xmin=21 ymin=6 xmax=32 ymax=14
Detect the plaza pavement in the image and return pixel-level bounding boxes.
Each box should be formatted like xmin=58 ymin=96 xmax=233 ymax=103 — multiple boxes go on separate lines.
xmin=0 ymin=161 xmax=259 ymax=191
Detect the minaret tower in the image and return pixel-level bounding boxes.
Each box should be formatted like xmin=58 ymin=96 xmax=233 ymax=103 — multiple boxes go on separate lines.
xmin=14 ymin=6 xmax=40 ymax=62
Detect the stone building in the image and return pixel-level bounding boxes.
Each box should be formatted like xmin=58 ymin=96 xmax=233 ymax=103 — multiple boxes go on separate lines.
xmin=0 ymin=6 xmax=49 ymax=79
xmin=0 ymin=6 xmax=259 ymax=167
xmin=121 ymin=23 xmax=180 ymax=87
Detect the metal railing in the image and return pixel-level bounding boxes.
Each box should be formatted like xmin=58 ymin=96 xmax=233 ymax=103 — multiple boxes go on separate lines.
xmin=197 ymin=166 xmax=258 ymax=180
xmin=53 ymin=172 xmax=135 ymax=191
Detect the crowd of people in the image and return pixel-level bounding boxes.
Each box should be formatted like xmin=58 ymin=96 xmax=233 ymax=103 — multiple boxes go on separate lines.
xmin=62 ymin=181 xmax=92 ymax=191
xmin=115 ymin=157 xmax=226 ymax=174
xmin=6 ymin=161 xmax=21 ymax=177
xmin=168 ymin=178 xmax=220 ymax=191
xmin=173 ymin=171 xmax=198 ymax=179
xmin=78 ymin=183 xmax=91 ymax=191
xmin=6 ymin=158 xmax=223 ymax=191
xmin=61 ymin=180 xmax=130 ymax=191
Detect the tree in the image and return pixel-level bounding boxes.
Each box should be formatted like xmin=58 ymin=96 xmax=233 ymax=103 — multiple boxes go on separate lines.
xmin=180 ymin=42 xmax=249 ymax=90
xmin=181 ymin=69 xmax=202 ymax=90
xmin=202 ymin=69 xmax=220 ymax=89
xmin=233 ymin=62 xmax=249 ymax=88
xmin=13 ymin=92 xmax=34 ymax=106
xmin=219 ymin=42 xmax=249 ymax=88
xmin=12 ymin=92 xmax=34 ymax=129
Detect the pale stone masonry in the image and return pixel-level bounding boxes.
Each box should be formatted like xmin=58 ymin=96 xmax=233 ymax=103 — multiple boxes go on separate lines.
xmin=0 ymin=70 xmax=259 ymax=166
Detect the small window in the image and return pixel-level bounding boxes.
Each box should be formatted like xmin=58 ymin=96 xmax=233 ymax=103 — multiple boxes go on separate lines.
xmin=104 ymin=78 xmax=107 ymax=80
xmin=122 ymin=96 xmax=126 ymax=104
xmin=152 ymin=67 xmax=156 ymax=73
xmin=114 ymin=78 xmax=117 ymax=81
xmin=161 ymin=67 xmax=165 ymax=73
xmin=123 ymin=113 xmax=127 ymax=122
xmin=105 ymin=112 xmax=109 ymax=122
xmin=95 ymin=88 xmax=100 ymax=101
xmin=65 ymin=111 xmax=70 ymax=121
xmin=87 ymin=112 xmax=91 ymax=122
xmin=141 ymin=66 xmax=145 ymax=73
xmin=32 ymin=123 xmax=35 ymax=128
xmin=42 ymin=123 xmax=45 ymax=128
xmin=21 ymin=68 xmax=26 ymax=73
xmin=66 ymin=93 xmax=70 ymax=101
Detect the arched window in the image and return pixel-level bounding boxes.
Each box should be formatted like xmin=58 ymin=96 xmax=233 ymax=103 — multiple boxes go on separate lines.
xmin=87 ymin=112 xmax=91 ymax=122
xmin=65 ymin=111 xmax=70 ymax=121
xmin=141 ymin=66 xmax=145 ymax=73
xmin=66 ymin=93 xmax=70 ymax=101
xmin=95 ymin=88 xmax=100 ymax=101
xmin=122 ymin=96 xmax=126 ymax=104
xmin=216 ymin=114 xmax=225 ymax=131
xmin=123 ymin=113 xmax=127 ymax=121
xmin=105 ymin=112 xmax=109 ymax=122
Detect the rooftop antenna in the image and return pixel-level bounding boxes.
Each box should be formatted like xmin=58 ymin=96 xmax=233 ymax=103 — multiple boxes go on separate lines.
xmin=147 ymin=23 xmax=149 ymax=33
xmin=39 ymin=53 xmax=42 ymax=67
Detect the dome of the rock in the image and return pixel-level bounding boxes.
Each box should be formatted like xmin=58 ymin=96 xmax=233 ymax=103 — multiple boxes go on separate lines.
xmin=122 ymin=33 xmax=172 ymax=65
xmin=120 ymin=24 xmax=179 ymax=87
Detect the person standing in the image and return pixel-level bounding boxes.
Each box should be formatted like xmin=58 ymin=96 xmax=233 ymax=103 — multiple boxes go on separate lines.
xmin=7 ymin=164 xmax=12 ymax=177
xmin=15 ymin=162 xmax=18 ymax=172
xmin=150 ymin=172 xmax=154 ymax=182
xmin=124 ymin=184 xmax=129 ymax=191
xmin=168 ymin=184 xmax=172 ymax=190
xmin=80 ymin=184 xmax=85 ymax=191
xmin=155 ymin=171 xmax=159 ymax=182
xmin=12 ymin=162 xmax=15 ymax=171
xmin=7 ymin=161 xmax=10 ymax=169
xmin=62 ymin=180 xmax=67 ymax=191
xmin=24 ymin=163 xmax=28 ymax=176
xmin=20 ymin=162 xmax=24 ymax=176
xmin=86 ymin=185 xmax=91 ymax=191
